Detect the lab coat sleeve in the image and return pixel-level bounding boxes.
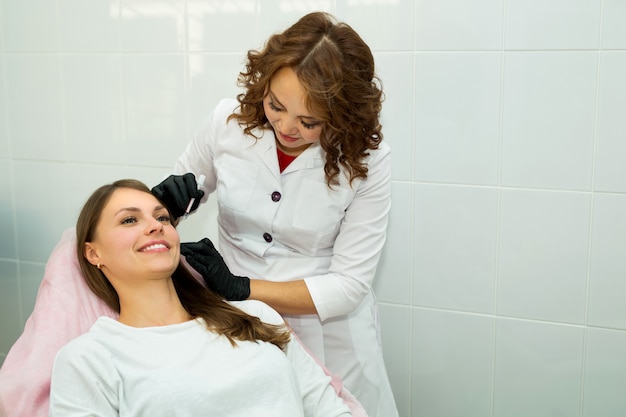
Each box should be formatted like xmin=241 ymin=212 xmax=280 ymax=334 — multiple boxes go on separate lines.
xmin=49 ymin=338 xmax=120 ymax=417
xmin=303 ymin=143 xmax=391 ymax=321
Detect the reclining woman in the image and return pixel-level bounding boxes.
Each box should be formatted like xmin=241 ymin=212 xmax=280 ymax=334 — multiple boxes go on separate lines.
xmin=48 ymin=179 xmax=352 ymax=417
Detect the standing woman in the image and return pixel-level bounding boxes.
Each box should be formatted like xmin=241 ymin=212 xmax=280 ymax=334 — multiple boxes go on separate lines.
xmin=153 ymin=12 xmax=398 ymax=417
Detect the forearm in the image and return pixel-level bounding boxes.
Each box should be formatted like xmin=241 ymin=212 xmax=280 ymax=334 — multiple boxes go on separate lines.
xmin=249 ymin=279 xmax=317 ymax=315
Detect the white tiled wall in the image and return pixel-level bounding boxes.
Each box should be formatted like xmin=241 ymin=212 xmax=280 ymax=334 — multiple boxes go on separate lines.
xmin=1 ymin=1 xmax=625 ymax=416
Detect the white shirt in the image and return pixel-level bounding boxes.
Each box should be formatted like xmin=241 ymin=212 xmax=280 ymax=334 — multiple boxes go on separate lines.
xmin=49 ymin=300 xmax=351 ymax=417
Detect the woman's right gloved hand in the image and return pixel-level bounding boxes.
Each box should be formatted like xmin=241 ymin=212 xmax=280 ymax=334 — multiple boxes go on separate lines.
xmin=152 ymin=173 xmax=204 ymax=218
xmin=181 ymin=238 xmax=251 ymax=301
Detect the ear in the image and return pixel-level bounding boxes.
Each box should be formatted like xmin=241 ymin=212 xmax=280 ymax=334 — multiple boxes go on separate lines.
xmin=84 ymin=242 xmax=102 ymax=266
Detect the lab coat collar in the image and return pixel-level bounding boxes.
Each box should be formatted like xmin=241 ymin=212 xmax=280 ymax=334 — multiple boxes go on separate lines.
xmin=253 ymin=129 xmax=324 ymax=178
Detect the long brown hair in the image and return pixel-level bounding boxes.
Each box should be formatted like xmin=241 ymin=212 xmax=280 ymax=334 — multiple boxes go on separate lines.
xmin=76 ymin=179 xmax=290 ymax=349
xmin=231 ymin=11 xmax=384 ymax=187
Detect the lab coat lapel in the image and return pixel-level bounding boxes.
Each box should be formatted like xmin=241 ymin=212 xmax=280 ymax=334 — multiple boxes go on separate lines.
xmin=251 ymin=132 xmax=324 ymax=177
xmin=250 ymin=130 xmax=281 ymax=181
xmin=282 ymin=142 xmax=324 ymax=174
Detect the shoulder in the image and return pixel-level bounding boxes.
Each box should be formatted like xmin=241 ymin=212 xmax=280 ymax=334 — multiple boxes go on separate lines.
xmin=207 ymin=98 xmax=249 ymax=139
xmin=378 ymin=140 xmax=391 ymax=154
xmin=229 ymin=300 xmax=285 ymax=326
xmin=56 ymin=318 xmax=113 ymax=355
xmin=369 ymin=140 xmax=391 ymax=163
xmin=214 ymin=98 xmax=240 ymax=120
xmin=347 ymin=140 xmax=390 ymax=187
xmin=56 ymin=332 xmax=97 ymax=358
xmin=53 ymin=327 xmax=112 ymax=372
xmin=50 ymin=320 xmax=121 ymax=407
xmin=365 ymin=140 xmax=391 ymax=179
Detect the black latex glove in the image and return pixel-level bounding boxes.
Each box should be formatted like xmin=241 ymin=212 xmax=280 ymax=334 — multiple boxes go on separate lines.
xmin=181 ymin=238 xmax=251 ymax=301
xmin=152 ymin=173 xmax=205 ymax=218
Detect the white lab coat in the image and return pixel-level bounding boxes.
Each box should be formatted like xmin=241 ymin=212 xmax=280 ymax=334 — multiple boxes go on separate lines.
xmin=174 ymin=98 xmax=398 ymax=417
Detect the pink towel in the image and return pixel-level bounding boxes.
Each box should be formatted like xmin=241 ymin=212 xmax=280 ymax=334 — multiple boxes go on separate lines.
xmin=0 ymin=228 xmax=367 ymax=417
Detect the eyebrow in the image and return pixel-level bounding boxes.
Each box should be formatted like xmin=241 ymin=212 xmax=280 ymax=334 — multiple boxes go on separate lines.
xmin=114 ymin=205 xmax=167 ymax=217
xmin=268 ymin=91 xmax=319 ymax=121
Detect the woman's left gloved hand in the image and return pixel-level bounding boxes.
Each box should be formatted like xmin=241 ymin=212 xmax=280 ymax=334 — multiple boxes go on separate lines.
xmin=180 ymin=238 xmax=251 ymax=301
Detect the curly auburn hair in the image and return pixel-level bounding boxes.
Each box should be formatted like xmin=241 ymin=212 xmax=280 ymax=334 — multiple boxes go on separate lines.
xmin=231 ymin=11 xmax=384 ymax=187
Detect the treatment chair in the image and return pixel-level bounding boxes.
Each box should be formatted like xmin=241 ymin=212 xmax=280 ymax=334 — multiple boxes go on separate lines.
xmin=0 ymin=228 xmax=366 ymax=417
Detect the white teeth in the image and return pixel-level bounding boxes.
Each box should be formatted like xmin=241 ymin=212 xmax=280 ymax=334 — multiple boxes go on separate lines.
xmin=141 ymin=244 xmax=167 ymax=252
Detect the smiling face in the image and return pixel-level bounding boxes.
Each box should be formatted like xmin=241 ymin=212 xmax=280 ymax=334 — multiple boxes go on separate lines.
xmin=84 ymin=187 xmax=180 ymax=287
xmin=263 ymin=66 xmax=324 ymax=157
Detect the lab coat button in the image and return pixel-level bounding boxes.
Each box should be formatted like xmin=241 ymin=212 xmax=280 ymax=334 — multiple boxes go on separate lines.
xmin=263 ymin=233 xmax=273 ymax=242
xmin=271 ymin=191 xmax=281 ymax=202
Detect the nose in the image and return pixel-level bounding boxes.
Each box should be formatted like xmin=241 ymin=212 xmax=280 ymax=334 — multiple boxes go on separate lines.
xmin=279 ymin=117 xmax=299 ymax=135
xmin=146 ymin=217 xmax=164 ymax=234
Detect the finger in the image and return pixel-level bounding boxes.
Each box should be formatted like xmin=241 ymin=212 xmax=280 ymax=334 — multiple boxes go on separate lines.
xmin=182 ymin=254 xmax=206 ymax=272
xmin=199 ymin=237 xmax=217 ymax=250
xmin=168 ymin=176 xmax=193 ymax=210
xmin=180 ymin=242 xmax=202 ymax=256
xmin=181 ymin=238 xmax=218 ymax=258
xmin=181 ymin=173 xmax=199 ymax=198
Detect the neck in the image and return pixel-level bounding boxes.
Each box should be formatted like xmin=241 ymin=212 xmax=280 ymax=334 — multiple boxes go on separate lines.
xmin=273 ymin=132 xmax=311 ymax=157
xmin=117 ymin=279 xmax=191 ymax=328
